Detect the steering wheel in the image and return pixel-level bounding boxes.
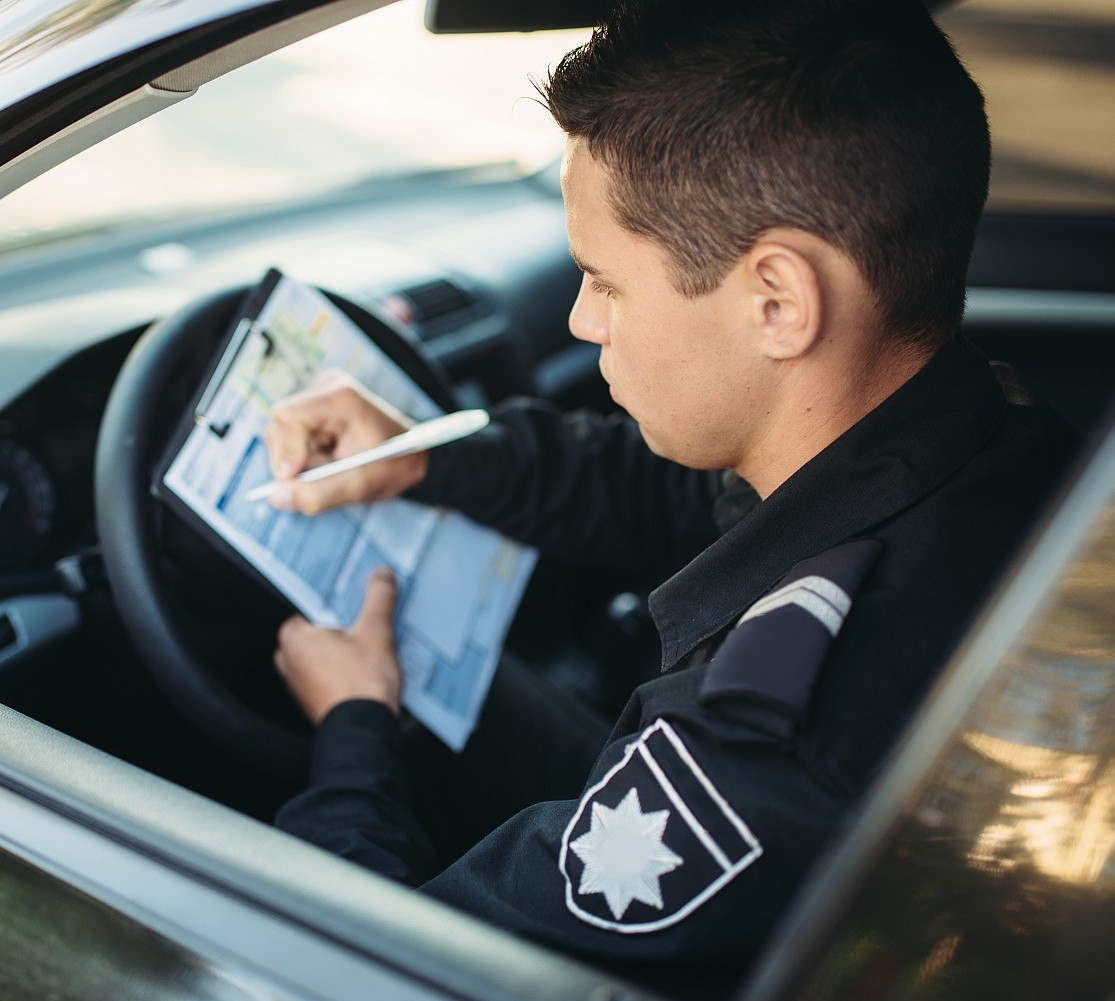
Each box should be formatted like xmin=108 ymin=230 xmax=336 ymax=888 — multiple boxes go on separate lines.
xmin=94 ymin=284 xmax=459 ymax=777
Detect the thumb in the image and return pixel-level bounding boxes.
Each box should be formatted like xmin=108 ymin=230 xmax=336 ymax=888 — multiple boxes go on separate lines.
xmin=350 ymin=566 xmax=397 ymax=645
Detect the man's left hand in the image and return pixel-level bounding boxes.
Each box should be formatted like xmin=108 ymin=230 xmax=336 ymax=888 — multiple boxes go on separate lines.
xmin=274 ymin=566 xmax=402 ymax=724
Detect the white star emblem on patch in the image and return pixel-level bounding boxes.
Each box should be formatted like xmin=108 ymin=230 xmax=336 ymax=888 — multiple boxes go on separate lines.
xmin=569 ymin=787 xmax=683 ymax=920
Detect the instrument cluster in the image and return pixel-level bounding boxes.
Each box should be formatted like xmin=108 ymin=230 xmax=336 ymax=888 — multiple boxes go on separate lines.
xmin=0 ymin=331 xmax=136 ymax=576
xmin=0 ymin=436 xmax=57 ymax=572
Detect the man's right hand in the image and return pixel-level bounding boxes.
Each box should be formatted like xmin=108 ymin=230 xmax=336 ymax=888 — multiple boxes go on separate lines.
xmin=263 ymin=369 xmax=429 ymax=515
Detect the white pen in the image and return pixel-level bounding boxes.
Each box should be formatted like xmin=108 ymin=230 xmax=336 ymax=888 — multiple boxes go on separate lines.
xmin=244 ymin=408 xmax=490 ymax=503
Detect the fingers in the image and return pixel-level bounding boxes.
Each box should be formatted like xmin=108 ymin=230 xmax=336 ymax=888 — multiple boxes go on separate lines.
xmin=270 ymin=469 xmax=367 ymax=516
xmin=350 ymin=566 xmax=397 ymax=649
xmin=265 ymin=374 xmax=351 ymax=478
xmin=274 ymin=613 xmax=315 ymax=669
xmin=273 ymin=615 xmax=313 ymax=694
xmin=272 ymin=574 xmax=402 ymax=724
xmin=262 ymin=369 xmax=424 ymax=514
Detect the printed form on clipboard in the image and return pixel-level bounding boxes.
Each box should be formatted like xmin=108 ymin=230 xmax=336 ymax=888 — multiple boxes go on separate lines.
xmin=161 ymin=271 xmax=538 ymax=751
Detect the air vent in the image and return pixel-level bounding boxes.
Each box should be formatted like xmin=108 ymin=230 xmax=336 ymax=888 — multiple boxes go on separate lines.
xmin=401 ymin=278 xmax=479 ymax=333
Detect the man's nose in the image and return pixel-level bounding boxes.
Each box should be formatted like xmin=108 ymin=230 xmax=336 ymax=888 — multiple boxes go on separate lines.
xmin=568 ymin=274 xmax=609 ymax=344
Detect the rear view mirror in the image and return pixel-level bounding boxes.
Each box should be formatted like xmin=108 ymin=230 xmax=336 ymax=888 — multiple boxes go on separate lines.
xmin=425 ymin=0 xmax=611 ymax=33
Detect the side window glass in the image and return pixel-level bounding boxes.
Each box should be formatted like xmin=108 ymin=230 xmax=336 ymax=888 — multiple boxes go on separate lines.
xmin=940 ymin=0 xmax=1115 ymax=213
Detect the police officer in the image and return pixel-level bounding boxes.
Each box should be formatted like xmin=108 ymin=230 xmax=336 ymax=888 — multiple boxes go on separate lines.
xmin=265 ymin=0 xmax=1073 ymax=988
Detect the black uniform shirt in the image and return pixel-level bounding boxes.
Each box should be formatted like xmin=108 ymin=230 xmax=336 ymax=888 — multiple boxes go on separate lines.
xmin=276 ymin=336 xmax=1074 ymax=985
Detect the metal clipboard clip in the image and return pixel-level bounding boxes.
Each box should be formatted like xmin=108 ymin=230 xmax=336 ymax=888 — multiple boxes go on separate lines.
xmin=193 ymin=317 xmax=277 ymax=437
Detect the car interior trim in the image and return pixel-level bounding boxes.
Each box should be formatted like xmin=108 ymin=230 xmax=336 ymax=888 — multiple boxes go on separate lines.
xmin=0 ymin=83 xmax=194 ymax=202
xmin=0 ymin=0 xmax=382 ymax=174
xmin=964 ymin=287 xmax=1115 ymax=330
xmin=152 ymin=0 xmax=391 ymax=93
xmin=0 ymin=595 xmax=80 ymax=674
xmin=1 ymin=0 xmax=393 ymax=201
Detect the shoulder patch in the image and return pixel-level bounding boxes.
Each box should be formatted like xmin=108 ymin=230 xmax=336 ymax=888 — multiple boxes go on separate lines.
xmin=559 ymin=719 xmax=762 ymax=934
xmin=699 ymin=538 xmax=882 ymax=735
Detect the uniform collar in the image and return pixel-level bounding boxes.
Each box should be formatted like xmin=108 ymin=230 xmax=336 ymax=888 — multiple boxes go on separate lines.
xmin=649 ymin=336 xmax=1008 ymax=670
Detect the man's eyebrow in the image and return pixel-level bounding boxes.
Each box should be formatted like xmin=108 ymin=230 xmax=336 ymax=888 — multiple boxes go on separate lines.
xmin=568 ymin=248 xmax=603 ymax=277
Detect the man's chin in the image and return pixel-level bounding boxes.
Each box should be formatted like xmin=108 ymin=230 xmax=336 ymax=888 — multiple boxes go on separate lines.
xmin=620 ymin=405 xmax=678 ymax=463
xmin=637 ymin=425 xmax=726 ymax=472
xmin=635 ymin=423 xmax=669 ymax=459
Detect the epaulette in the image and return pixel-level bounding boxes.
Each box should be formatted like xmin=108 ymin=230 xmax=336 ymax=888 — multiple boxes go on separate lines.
xmin=698 ymin=538 xmax=883 ymax=739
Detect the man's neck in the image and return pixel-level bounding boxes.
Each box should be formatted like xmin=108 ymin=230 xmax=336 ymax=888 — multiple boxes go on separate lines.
xmin=737 ymin=340 xmax=934 ymax=499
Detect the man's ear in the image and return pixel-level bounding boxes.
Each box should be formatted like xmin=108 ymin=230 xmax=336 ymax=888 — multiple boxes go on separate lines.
xmin=740 ymin=242 xmax=822 ymax=360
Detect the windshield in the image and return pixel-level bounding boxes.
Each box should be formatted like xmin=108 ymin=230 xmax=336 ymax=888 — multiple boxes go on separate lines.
xmin=3 ymin=0 xmax=1111 ymax=259
xmin=0 ymin=0 xmax=589 ymax=256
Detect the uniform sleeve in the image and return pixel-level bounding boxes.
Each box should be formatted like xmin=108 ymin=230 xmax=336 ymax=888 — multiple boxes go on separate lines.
xmin=417 ymin=712 xmax=844 ymax=983
xmin=407 ymin=398 xmax=726 ymax=581
xmin=276 ymin=693 xmax=844 ymax=984
xmin=273 ymin=700 xmax=438 ymax=885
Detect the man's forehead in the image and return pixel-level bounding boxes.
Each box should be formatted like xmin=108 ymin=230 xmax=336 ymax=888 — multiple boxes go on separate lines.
xmin=560 ymin=137 xmax=596 ymax=207
xmin=559 ymin=135 xmax=586 ymax=185
xmin=562 ymin=140 xmax=612 ymax=273
xmin=563 ymin=152 xmax=679 ymax=287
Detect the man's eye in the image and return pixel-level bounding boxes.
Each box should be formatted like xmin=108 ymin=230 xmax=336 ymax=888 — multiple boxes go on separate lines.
xmin=590 ymin=280 xmax=614 ymax=298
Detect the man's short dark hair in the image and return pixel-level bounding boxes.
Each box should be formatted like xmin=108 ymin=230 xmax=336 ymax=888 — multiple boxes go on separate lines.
xmin=542 ymin=0 xmax=990 ymax=348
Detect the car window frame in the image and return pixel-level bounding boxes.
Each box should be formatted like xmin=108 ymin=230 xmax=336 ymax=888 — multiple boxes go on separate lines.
xmin=0 ymin=701 xmax=649 ymax=1001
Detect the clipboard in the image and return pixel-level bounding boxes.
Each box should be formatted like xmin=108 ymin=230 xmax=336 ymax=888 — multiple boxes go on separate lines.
xmin=150 ymin=268 xmax=459 ymax=615
xmin=151 ymin=268 xmax=538 ymax=750
xmin=149 ymin=273 xmax=292 ymax=614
